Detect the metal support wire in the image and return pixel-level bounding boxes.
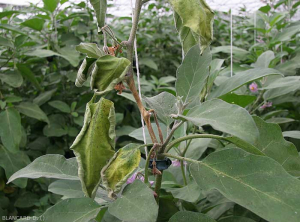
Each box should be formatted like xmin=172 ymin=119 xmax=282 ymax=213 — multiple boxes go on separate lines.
xmin=230 ymin=9 xmax=233 ymax=77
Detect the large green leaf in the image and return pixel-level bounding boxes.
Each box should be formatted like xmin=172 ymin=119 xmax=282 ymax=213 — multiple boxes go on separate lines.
xmin=191 ymin=148 xmax=300 ymax=222
xmin=76 ymin=43 xmax=105 ymax=58
xmin=43 ymin=0 xmax=59 ymax=12
xmin=21 ymin=18 xmax=45 ymax=31
xmin=144 ymin=92 xmax=177 ymax=126
xmin=16 ymin=102 xmax=49 ymax=124
xmin=0 ymin=108 xmax=22 ymax=153
xmin=169 ymin=0 xmax=214 ymax=52
xmin=175 ymin=45 xmax=211 ymax=105
xmin=8 ymin=155 xmax=78 ymax=183
xmin=90 ymin=55 xmax=130 ymax=95
xmin=108 ymin=180 xmax=158 ymax=222
xmin=219 ymin=93 xmax=256 ymax=108
xmin=253 ymin=51 xmax=275 ymax=68
xmin=0 ymin=36 xmax=13 ymax=48
xmin=17 ymin=198 xmax=101 ymax=222
xmin=70 ymin=96 xmax=116 ymax=198
xmin=211 ymin=46 xmax=249 ymax=60
xmin=174 ymin=12 xmax=197 ymax=55
xmin=0 ymin=24 xmax=27 ymax=35
xmin=0 ymin=70 xmax=23 ymax=88
xmin=0 ymin=145 xmax=30 ymax=188
xmin=253 ymin=116 xmax=300 ymax=176
xmin=176 ymin=99 xmax=259 ymax=144
xmin=168 ymin=181 xmax=202 ymax=203
xmin=101 ymin=143 xmax=141 ymax=197
xmin=208 ymin=68 xmax=282 ymax=99
xmin=89 ymin=0 xmax=107 ymax=28
xmin=48 ymin=100 xmax=71 ymax=113
xmin=16 ymin=64 xmax=42 ymax=90
xmin=272 ymin=24 xmax=300 ymax=42
xmin=33 ymin=88 xmax=57 ymax=106
xmin=169 ymin=211 xmax=216 ymax=222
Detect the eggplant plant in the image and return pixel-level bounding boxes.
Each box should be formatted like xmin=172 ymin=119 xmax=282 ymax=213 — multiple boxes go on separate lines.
xmin=1 ymin=0 xmax=300 ymax=221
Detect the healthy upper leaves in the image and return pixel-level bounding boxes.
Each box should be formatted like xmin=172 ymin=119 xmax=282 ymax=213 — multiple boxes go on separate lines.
xmin=43 ymin=0 xmax=59 ymax=13
xmin=70 ymin=96 xmax=116 ymax=198
xmin=175 ymin=45 xmax=211 ymax=105
xmin=169 ymin=0 xmax=214 ymax=52
xmin=191 ymin=148 xmax=300 ymax=222
xmin=101 ymin=143 xmax=141 ymax=197
xmin=108 ymin=180 xmax=158 ymax=222
xmin=8 ymin=155 xmax=78 ymax=183
xmin=89 ymin=0 xmax=107 ymax=28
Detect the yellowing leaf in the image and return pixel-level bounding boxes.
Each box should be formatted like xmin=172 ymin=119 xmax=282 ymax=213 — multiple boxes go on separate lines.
xmin=101 ymin=143 xmax=141 ymax=197
xmin=70 ymin=96 xmax=116 ymax=198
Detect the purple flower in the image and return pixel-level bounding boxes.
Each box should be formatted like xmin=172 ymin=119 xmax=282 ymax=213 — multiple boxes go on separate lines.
xmin=257 ymin=36 xmax=265 ymax=43
xmin=260 ymin=102 xmax=272 ymax=109
xmin=126 ymin=172 xmax=154 ymax=186
xmin=249 ymin=82 xmax=258 ymax=93
xmin=172 ymin=160 xmax=187 ymax=167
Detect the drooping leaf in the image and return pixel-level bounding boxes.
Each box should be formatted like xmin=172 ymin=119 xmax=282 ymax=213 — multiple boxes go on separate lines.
xmin=168 ymin=181 xmax=202 ymax=203
xmin=208 ymin=68 xmax=282 ymax=99
xmin=48 ymin=100 xmax=71 ymax=113
xmin=70 ymin=96 xmax=116 ymax=198
xmin=76 ymin=43 xmax=105 ymax=58
xmin=0 ymin=70 xmax=23 ymax=88
xmin=75 ymin=57 xmax=97 ymax=87
xmin=16 ymin=102 xmax=49 ymax=124
xmin=144 ymin=92 xmax=177 ymax=126
xmin=191 ymin=148 xmax=300 ymax=222
xmin=8 ymin=155 xmax=78 ymax=183
xmin=175 ymin=45 xmax=212 ymax=105
xmin=43 ymin=0 xmax=60 ymax=12
xmin=169 ymin=211 xmax=216 ymax=222
xmin=16 ymin=198 xmax=101 ymax=222
xmin=0 ymin=145 xmax=30 ymax=188
xmin=90 ymin=55 xmax=130 ymax=95
xmin=16 ymin=64 xmax=42 ymax=90
xmin=108 ymin=180 xmax=158 ymax=222
xmin=21 ymin=18 xmax=45 ymax=31
xmin=283 ymin=131 xmax=300 ymax=140
xmin=169 ymin=0 xmax=214 ymax=52
xmin=0 ymin=108 xmax=22 ymax=153
xmin=176 ymin=99 xmax=259 ymax=144
xmin=101 ymin=143 xmax=141 ymax=197
xmin=253 ymin=116 xmax=300 ymax=176
xmin=89 ymin=0 xmax=107 ymax=28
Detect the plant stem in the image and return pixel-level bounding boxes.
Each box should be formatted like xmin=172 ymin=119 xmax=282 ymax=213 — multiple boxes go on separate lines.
xmin=162 ymin=153 xmax=199 ymax=165
xmin=144 ymin=144 xmax=160 ymax=185
xmin=154 ymin=173 xmax=163 ymax=202
xmin=180 ymin=160 xmax=187 ymax=185
xmin=162 ymin=121 xmax=184 ymax=151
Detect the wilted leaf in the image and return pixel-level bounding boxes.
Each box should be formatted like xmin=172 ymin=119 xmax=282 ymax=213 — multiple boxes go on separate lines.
xmin=0 ymin=108 xmax=22 ymax=153
xmin=176 ymin=45 xmax=211 ymax=105
xmin=192 ymin=148 xmax=300 ymax=222
xmin=70 ymin=96 xmax=116 ymax=198
xmin=169 ymin=0 xmax=214 ymax=52
xmin=101 ymin=143 xmax=141 ymax=197
xmin=75 ymin=57 xmax=97 ymax=87
xmin=108 ymin=180 xmax=158 ymax=222
xmin=16 ymin=102 xmax=49 ymax=124
xmin=8 ymin=155 xmax=78 ymax=183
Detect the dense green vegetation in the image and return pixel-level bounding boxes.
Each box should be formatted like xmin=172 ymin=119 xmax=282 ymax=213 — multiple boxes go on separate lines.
xmin=0 ymin=0 xmax=300 ymax=221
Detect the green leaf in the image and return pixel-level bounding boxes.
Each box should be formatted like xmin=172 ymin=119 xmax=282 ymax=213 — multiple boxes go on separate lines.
xmin=168 ymin=181 xmax=202 ymax=203
xmin=176 ymin=99 xmax=259 ymax=144
xmin=101 ymin=143 xmax=141 ymax=197
xmin=14 ymin=192 xmax=39 ymax=208
xmin=219 ymin=216 xmax=256 ymax=222
xmin=16 ymin=198 xmax=101 ymax=222
xmin=0 ymin=145 xmax=30 ymax=188
xmin=0 ymin=24 xmax=27 ymax=35
xmin=43 ymin=0 xmax=60 ymax=12
xmin=176 ymin=45 xmax=212 ymax=105
xmin=0 ymin=36 xmax=13 ymax=48
xmin=219 ymin=93 xmax=256 ymax=108
xmin=70 ymin=96 xmax=116 ymax=198
xmin=0 ymin=10 xmax=21 ymax=19
xmin=8 ymin=155 xmax=78 ymax=183
xmin=253 ymin=51 xmax=275 ymax=68
xmin=169 ymin=0 xmax=214 ymax=52
xmin=89 ymin=0 xmax=107 ymax=28
xmin=253 ymin=116 xmax=300 ymax=176
xmin=144 ymin=92 xmax=177 ymax=126
xmin=91 ymin=55 xmax=130 ymax=95
xmin=16 ymin=64 xmax=42 ymax=90
xmin=16 ymin=102 xmax=49 ymax=124
xmin=174 ymin=12 xmax=198 ymax=55
xmin=33 ymin=88 xmax=57 ymax=106
xmin=0 ymin=70 xmax=23 ymax=88
xmin=21 ymin=18 xmax=45 ymax=31
xmin=283 ymin=131 xmax=300 ymax=139
xmin=191 ymin=148 xmax=300 ymax=222
xmin=208 ymin=68 xmax=282 ymax=99
xmin=169 ymin=211 xmax=216 ymax=222
xmin=139 ymin=58 xmax=158 ymax=70
xmin=272 ymin=24 xmax=300 ymax=42
xmin=266 ymin=117 xmax=294 ymax=124
xmin=207 ymin=59 xmax=224 ymax=90
xmin=129 ymin=123 xmax=167 ymax=142
xmin=211 ymin=46 xmax=249 ymax=60
xmin=0 ymin=108 xmax=22 ymax=153
xmin=25 ymin=49 xmax=59 ymax=57
xmin=48 ymin=100 xmax=71 ymax=113
xmin=76 ymin=43 xmax=105 ymax=58
xmin=108 ymin=180 xmax=158 ymax=222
